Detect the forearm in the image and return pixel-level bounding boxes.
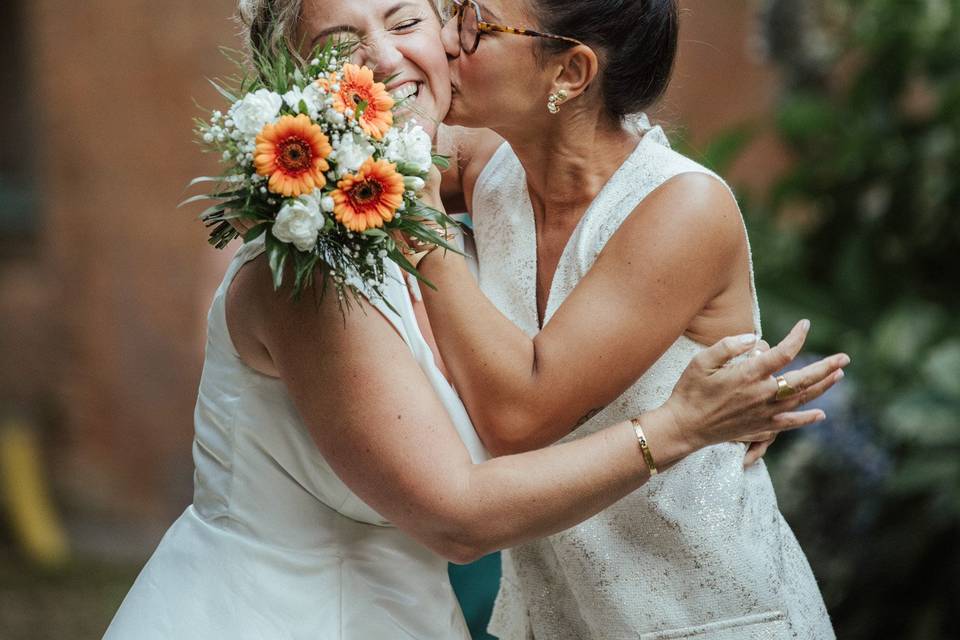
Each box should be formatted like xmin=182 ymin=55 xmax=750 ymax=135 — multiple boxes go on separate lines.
xmin=418 ymin=249 xmax=555 ymax=453
xmin=438 ymin=408 xmax=688 ymax=563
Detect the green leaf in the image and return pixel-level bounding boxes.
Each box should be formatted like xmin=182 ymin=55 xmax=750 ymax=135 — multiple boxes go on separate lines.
xmin=243 ymin=224 xmax=267 ymax=243
xmin=208 ymin=78 xmax=238 ymax=104
xmin=265 ymin=233 xmax=289 ymax=290
xmin=354 ymin=99 xmax=369 ymax=120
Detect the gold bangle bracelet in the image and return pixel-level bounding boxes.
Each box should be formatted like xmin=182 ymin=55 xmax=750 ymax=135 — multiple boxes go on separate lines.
xmin=630 ymin=418 xmax=658 ymax=477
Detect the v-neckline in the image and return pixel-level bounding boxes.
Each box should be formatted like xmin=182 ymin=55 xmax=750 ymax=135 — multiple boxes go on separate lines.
xmin=522 ymin=134 xmax=648 ymax=331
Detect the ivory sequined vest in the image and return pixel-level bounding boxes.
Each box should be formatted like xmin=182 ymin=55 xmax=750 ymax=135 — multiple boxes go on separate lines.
xmin=473 ymin=119 xmax=835 ymax=640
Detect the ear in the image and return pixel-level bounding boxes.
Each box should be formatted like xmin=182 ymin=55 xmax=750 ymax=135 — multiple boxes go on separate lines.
xmin=550 ymin=44 xmax=599 ymax=101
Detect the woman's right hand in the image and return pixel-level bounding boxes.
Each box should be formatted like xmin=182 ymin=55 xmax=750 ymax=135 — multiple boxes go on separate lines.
xmin=661 ymin=320 xmax=849 ymax=452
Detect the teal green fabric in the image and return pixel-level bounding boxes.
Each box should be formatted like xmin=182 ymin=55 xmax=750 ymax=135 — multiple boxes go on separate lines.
xmin=449 ymin=553 xmax=501 ymax=640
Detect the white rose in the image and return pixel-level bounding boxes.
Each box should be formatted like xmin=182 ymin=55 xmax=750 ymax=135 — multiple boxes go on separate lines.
xmin=272 ymin=196 xmax=325 ymax=252
xmin=335 ymin=133 xmax=375 ymax=177
xmin=385 ymin=123 xmax=433 ymax=173
xmin=229 ymin=89 xmax=283 ymax=138
xmin=282 ymin=84 xmax=324 ymax=117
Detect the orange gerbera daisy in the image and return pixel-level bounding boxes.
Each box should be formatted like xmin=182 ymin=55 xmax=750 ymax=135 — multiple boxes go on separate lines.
xmin=254 ymin=114 xmax=332 ymax=197
xmin=332 ymin=158 xmax=405 ymax=232
xmin=332 ymin=64 xmax=395 ymax=140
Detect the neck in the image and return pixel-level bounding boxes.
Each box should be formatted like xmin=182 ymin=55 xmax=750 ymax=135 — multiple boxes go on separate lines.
xmin=496 ymin=109 xmax=641 ymax=226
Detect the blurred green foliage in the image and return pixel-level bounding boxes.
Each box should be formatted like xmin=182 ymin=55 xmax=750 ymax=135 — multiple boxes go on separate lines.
xmin=710 ymin=0 xmax=960 ymax=637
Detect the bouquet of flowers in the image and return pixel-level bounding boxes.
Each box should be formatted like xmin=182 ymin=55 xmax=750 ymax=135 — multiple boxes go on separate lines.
xmin=183 ymin=42 xmax=458 ymax=307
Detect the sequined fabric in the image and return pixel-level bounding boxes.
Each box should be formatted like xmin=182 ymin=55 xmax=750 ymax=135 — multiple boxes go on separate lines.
xmin=473 ymin=118 xmax=834 ymax=640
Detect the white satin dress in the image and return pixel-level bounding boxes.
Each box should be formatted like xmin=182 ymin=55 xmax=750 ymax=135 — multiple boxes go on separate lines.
xmin=104 ymin=237 xmax=488 ymax=639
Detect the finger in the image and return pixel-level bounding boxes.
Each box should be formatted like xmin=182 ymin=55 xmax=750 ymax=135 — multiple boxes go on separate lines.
xmin=738 ymin=430 xmax=776 ymax=443
xmin=743 ymin=437 xmax=775 ymax=467
xmin=780 ymin=353 xmax=851 ymax=399
xmin=772 ymin=357 xmax=848 ymax=407
xmin=694 ymin=332 xmax=760 ymax=371
xmin=770 ymin=408 xmax=827 ymax=432
xmin=780 ymin=368 xmax=846 ymax=411
xmin=749 ymin=320 xmax=810 ymax=378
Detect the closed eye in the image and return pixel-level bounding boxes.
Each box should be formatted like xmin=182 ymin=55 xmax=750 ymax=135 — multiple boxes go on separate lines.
xmin=392 ymin=18 xmax=424 ymax=32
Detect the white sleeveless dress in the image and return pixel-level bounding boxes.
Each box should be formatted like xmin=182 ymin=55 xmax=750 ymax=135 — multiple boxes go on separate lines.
xmin=474 ymin=121 xmax=834 ymax=640
xmin=104 ymin=238 xmax=487 ymax=639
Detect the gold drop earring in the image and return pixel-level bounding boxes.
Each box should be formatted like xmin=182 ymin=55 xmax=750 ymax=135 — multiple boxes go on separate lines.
xmin=547 ymin=89 xmax=568 ymax=114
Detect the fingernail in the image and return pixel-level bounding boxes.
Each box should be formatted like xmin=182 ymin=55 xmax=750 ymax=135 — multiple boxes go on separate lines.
xmin=816 ymin=411 xmax=826 ymax=422
xmin=837 ymin=370 xmax=845 ymax=380
xmin=839 ymin=354 xmax=851 ymax=367
xmin=738 ymin=333 xmax=758 ymax=344
xmin=800 ymin=319 xmax=811 ymax=331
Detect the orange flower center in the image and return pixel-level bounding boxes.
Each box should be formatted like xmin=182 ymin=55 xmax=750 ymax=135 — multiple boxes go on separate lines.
xmin=351 ymin=179 xmax=383 ymax=205
xmin=278 ymin=137 xmax=313 ymax=174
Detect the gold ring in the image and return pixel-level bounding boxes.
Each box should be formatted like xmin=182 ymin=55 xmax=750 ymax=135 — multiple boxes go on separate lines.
xmin=775 ymin=375 xmax=798 ymax=401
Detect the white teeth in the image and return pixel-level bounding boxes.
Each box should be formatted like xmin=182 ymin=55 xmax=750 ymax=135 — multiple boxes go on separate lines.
xmin=392 ymin=82 xmax=420 ymax=101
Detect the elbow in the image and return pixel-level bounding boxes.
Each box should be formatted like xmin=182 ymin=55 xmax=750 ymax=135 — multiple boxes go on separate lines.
xmin=420 ymin=527 xmax=493 ymax=565
xmin=436 ymin=536 xmax=489 ymax=565
xmin=479 ymin=410 xmax=551 ymax=457
xmin=419 ymin=508 xmax=499 ymax=564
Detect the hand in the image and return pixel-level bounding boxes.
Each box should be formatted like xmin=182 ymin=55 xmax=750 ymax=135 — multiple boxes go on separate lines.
xmin=662 ymin=320 xmax=849 ymax=452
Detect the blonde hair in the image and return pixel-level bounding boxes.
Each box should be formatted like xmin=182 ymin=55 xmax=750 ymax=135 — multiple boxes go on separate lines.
xmin=237 ymin=0 xmax=443 ymax=58
xmin=237 ymin=0 xmax=304 ymax=58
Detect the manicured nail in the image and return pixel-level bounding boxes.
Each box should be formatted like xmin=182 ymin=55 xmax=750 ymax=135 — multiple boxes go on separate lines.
xmin=738 ymin=333 xmax=758 ymax=344
xmin=816 ymin=411 xmax=826 ymax=422
xmin=800 ymin=319 xmax=811 ymax=331
xmin=836 ymin=370 xmax=845 ymax=380
xmin=839 ymin=354 xmax=851 ymax=367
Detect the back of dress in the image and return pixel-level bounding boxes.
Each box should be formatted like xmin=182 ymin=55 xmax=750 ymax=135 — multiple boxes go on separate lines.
xmin=473 ymin=120 xmax=834 ymax=640
xmin=105 ymin=238 xmax=482 ymax=640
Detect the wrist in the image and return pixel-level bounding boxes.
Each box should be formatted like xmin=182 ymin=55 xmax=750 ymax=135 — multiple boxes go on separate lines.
xmin=636 ymin=405 xmax=697 ymax=470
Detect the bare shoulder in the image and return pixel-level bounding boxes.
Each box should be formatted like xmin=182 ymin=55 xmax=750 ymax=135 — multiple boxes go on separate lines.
xmin=226 ymin=255 xmax=351 ymax=376
xmin=612 ymin=171 xmax=747 ymax=263
xmin=591 ymin=171 xmax=750 ymax=313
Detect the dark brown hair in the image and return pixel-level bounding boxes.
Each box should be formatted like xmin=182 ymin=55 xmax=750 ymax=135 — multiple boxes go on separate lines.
xmin=530 ymin=0 xmax=679 ymax=120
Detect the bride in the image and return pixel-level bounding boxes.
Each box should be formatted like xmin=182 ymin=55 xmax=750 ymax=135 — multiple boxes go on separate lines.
xmin=104 ymin=1 xmax=847 ymax=638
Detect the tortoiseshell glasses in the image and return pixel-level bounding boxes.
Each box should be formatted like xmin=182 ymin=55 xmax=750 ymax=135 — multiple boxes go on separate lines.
xmin=442 ymin=0 xmax=585 ymax=55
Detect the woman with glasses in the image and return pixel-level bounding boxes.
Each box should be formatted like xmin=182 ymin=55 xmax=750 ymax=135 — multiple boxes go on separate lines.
xmin=111 ymin=0 xmax=843 ymax=638
xmin=404 ymin=1 xmax=838 ymax=638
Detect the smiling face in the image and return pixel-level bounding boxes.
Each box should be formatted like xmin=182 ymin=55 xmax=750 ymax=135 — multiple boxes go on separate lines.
xmin=295 ymin=0 xmax=451 ymax=137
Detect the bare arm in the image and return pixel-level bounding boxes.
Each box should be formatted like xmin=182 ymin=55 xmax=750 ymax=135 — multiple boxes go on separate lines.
xmin=228 ymin=257 xmax=847 ymax=564
xmin=418 ymin=172 xmax=760 ymax=454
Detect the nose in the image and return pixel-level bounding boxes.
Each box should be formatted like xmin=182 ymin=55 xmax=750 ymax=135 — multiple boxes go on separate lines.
xmin=441 ymin=16 xmax=460 ymax=59
xmin=362 ymin=33 xmax=404 ymax=79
